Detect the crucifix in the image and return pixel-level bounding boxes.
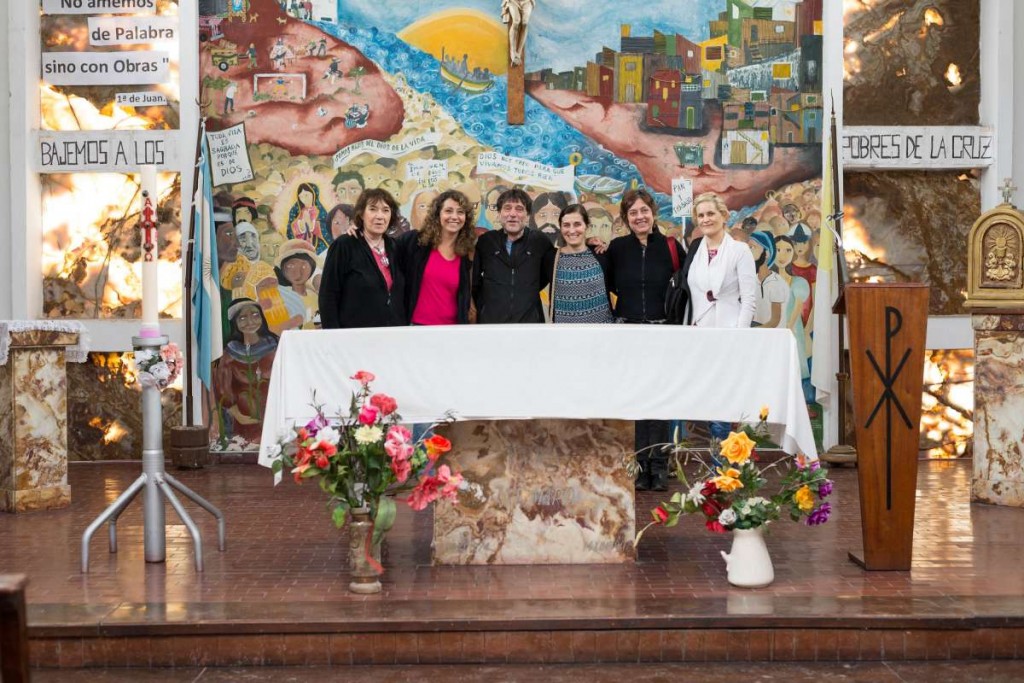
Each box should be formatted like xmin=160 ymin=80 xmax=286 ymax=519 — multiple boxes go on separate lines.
xmin=502 ymin=0 xmax=535 ymax=125
xmin=1000 ymin=177 xmax=1018 ymax=206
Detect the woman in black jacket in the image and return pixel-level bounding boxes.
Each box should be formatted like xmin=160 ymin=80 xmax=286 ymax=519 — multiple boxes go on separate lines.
xmin=604 ymin=188 xmax=685 ymax=491
xmin=397 ymin=189 xmax=476 ymax=325
xmin=318 ymin=188 xmax=406 ymax=329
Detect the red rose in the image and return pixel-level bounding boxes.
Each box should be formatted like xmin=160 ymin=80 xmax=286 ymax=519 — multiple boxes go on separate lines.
xmin=316 ymin=453 xmax=330 ymax=469
xmin=369 ymin=393 xmax=398 ymax=416
xmin=701 ymin=499 xmax=722 ymax=518
xmin=706 ymin=520 xmax=727 ymax=533
xmin=652 ymin=506 xmax=669 ymax=525
xmin=701 ymin=481 xmax=718 ymax=496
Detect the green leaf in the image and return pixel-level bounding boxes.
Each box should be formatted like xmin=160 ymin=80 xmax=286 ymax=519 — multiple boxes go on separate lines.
xmin=332 ymin=505 xmax=348 ymax=529
xmin=372 ymin=497 xmax=397 ymax=546
xmin=271 ymin=459 xmax=283 ymax=474
xmin=301 ymin=467 xmax=320 ymax=479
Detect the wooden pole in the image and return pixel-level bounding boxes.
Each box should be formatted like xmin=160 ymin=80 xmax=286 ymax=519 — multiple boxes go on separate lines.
xmin=507 ymin=59 xmax=525 ymax=125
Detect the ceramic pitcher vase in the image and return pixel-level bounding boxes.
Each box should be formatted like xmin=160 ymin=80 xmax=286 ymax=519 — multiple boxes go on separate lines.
xmin=348 ymin=510 xmax=382 ymax=594
xmin=720 ymin=527 xmax=774 ymax=588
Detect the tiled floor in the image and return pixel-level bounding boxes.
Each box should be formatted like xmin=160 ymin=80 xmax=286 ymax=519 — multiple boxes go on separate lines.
xmin=6 ymin=458 xmax=1024 ymax=668
xmin=6 ymin=459 xmax=1023 ymax=608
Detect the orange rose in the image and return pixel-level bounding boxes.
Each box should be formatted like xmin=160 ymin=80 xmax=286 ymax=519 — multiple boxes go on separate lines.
xmin=720 ymin=431 xmax=756 ymax=465
xmin=424 ymin=434 xmax=452 ymax=460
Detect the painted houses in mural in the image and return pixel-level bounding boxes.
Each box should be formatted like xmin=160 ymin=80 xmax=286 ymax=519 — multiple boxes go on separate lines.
xmin=196 ymin=0 xmax=826 ymax=452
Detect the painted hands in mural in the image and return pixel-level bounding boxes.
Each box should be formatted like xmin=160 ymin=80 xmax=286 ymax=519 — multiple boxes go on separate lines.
xmin=501 ymin=0 xmax=535 ymax=66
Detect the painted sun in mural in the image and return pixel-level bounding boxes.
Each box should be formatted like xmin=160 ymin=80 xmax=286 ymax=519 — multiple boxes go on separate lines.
xmin=398 ymin=9 xmax=508 ymax=76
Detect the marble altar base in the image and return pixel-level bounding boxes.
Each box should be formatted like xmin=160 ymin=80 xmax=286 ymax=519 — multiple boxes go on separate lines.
xmin=0 ymin=330 xmax=77 ymax=513
xmin=972 ymin=315 xmax=1024 ymax=506
xmin=433 ymin=419 xmax=636 ymax=565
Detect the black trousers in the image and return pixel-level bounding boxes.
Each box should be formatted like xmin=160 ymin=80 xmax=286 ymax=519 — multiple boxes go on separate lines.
xmin=634 ymin=419 xmax=671 ymax=465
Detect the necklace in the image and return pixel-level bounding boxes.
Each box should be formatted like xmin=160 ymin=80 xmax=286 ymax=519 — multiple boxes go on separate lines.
xmin=366 ymin=236 xmax=389 ymax=267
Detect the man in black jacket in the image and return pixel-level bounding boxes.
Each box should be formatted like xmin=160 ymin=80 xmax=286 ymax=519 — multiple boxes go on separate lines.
xmin=472 ymin=188 xmax=555 ymax=323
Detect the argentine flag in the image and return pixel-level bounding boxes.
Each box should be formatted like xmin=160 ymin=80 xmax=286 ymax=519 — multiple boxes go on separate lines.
xmin=191 ymin=132 xmax=223 ymax=388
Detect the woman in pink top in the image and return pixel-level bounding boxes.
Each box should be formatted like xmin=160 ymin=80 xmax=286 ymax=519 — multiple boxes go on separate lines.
xmin=396 ymin=190 xmax=477 ymax=325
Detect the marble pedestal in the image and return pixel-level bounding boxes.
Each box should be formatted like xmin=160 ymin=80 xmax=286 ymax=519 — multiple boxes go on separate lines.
xmin=0 ymin=330 xmax=78 ymax=513
xmin=433 ymin=419 xmax=636 ymax=565
xmin=972 ymin=314 xmax=1024 ymax=506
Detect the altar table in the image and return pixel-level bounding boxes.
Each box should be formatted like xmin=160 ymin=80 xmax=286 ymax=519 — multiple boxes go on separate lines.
xmin=258 ymin=326 xmax=816 ymax=564
xmin=257 ymin=325 xmax=817 ymax=463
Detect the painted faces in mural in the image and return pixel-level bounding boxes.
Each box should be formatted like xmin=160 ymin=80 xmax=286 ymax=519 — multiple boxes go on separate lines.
xmin=216 ymin=222 xmax=239 ymax=264
xmin=531 ymin=192 xmax=569 ymax=243
xmin=409 ymin=188 xmax=439 ymax=230
xmin=333 ymin=173 xmax=364 ymax=206
xmin=236 ymin=222 xmax=261 ymax=261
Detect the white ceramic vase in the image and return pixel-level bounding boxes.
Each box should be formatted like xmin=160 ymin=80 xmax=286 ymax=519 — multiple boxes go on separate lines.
xmin=720 ymin=527 xmax=774 ymax=588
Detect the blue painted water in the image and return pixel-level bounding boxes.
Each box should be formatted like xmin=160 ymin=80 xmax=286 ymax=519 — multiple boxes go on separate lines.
xmin=312 ymin=21 xmax=676 ymax=218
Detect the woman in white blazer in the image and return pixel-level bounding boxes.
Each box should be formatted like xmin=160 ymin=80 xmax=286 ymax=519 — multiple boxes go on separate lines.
xmin=685 ymin=192 xmax=758 ymax=444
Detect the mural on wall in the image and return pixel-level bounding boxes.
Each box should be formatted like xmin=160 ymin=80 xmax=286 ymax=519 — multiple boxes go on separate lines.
xmin=199 ymin=0 xmax=826 ymax=451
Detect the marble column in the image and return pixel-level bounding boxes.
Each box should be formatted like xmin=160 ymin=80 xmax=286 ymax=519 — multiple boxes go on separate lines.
xmin=972 ymin=314 xmax=1024 ymax=506
xmin=0 ymin=330 xmax=78 ymax=513
xmin=433 ymin=419 xmax=636 ymax=564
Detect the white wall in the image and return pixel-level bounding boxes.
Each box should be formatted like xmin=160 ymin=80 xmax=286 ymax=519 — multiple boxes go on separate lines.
xmin=1016 ymin=4 xmax=1024 ymax=197
xmin=1 ymin=5 xmax=12 ymax=320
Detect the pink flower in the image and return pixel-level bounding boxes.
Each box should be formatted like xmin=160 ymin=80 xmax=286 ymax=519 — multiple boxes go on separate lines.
xmin=385 ymin=438 xmax=413 ymax=461
xmin=407 ymin=465 xmax=462 ymax=511
xmin=390 ymin=456 xmax=412 ymax=484
xmin=370 ymin=393 xmax=398 ymax=416
xmin=160 ymin=343 xmax=180 ymax=362
xmin=358 ymin=403 xmax=379 ymax=426
xmin=407 ymin=477 xmax=441 ymax=511
xmin=386 ymin=425 xmax=412 ymax=444
xmin=350 ymin=370 xmax=376 ymax=386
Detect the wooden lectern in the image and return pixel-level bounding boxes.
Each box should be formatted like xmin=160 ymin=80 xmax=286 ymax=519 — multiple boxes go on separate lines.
xmin=844 ymin=283 xmax=929 ymax=570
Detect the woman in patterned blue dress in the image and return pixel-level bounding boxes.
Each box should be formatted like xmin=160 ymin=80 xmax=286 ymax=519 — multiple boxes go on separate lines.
xmin=543 ymin=204 xmax=614 ymax=324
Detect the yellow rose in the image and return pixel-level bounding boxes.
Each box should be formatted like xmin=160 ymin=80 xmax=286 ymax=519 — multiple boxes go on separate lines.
xmin=794 ymin=485 xmax=815 ymax=512
xmin=712 ymin=467 xmax=744 ymax=493
xmin=759 ymin=405 xmax=770 ymax=421
xmin=720 ymin=431 xmax=756 ymax=465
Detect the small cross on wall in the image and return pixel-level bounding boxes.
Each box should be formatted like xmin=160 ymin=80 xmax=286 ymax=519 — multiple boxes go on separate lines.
xmin=1000 ymin=177 xmax=1018 ymax=206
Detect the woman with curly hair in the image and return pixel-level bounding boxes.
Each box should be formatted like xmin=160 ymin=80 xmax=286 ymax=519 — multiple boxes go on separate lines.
xmin=396 ymin=189 xmax=477 ymax=325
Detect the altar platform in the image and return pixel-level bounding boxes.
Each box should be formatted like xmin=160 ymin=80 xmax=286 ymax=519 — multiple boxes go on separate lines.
xmin=6 ymin=458 xmax=1024 ymax=672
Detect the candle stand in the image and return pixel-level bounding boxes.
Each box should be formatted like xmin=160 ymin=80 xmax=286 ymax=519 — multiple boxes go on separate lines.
xmin=81 ymin=335 xmax=225 ymax=573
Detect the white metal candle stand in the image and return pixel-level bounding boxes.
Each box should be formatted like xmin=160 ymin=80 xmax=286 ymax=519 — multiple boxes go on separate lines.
xmin=81 ymin=335 xmax=225 ymax=573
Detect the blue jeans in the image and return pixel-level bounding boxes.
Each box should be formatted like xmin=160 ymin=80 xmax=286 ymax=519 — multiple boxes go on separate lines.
xmin=708 ymin=421 xmax=732 ymax=468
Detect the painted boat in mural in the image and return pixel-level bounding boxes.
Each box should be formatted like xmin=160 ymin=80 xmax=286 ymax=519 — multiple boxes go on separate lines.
xmin=574 ymin=174 xmax=629 ymax=203
xmin=440 ymin=63 xmax=494 ymax=94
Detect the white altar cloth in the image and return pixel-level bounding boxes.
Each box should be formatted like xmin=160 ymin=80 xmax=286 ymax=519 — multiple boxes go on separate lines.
xmin=257 ymin=325 xmax=817 ymax=464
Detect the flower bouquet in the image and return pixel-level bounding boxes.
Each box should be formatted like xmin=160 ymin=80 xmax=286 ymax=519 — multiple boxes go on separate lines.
xmin=267 ymin=371 xmax=465 ymax=577
xmin=636 ymin=407 xmax=833 ymax=542
xmin=133 ymin=342 xmax=184 ymax=390
xmin=635 ymin=408 xmax=832 ymax=587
